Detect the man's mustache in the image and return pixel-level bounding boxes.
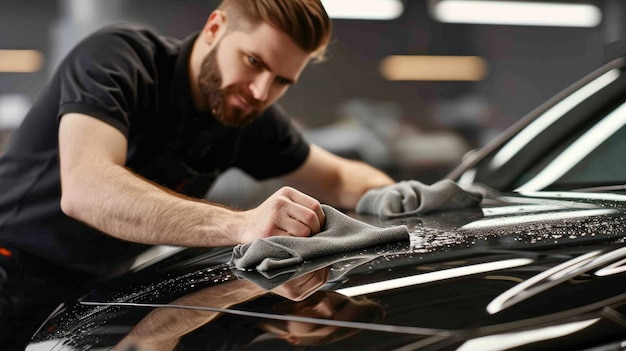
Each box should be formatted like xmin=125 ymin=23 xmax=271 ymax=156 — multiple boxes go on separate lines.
xmin=225 ymin=85 xmax=264 ymax=110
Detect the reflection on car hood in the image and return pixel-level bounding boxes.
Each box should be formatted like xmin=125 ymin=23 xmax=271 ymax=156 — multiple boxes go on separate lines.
xmin=27 ymin=192 xmax=626 ymax=351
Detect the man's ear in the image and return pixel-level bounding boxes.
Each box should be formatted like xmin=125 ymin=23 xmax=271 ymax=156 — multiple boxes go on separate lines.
xmin=201 ymin=10 xmax=226 ymax=46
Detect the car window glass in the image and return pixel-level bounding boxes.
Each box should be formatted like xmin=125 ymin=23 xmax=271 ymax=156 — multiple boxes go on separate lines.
xmin=489 ymin=69 xmax=621 ymax=170
xmin=461 ymin=60 xmax=626 ymax=192
xmin=514 ymin=101 xmax=626 ymax=191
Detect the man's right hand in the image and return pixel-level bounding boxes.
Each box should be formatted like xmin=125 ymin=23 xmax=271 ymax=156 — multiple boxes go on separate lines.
xmin=239 ymin=186 xmax=325 ymax=243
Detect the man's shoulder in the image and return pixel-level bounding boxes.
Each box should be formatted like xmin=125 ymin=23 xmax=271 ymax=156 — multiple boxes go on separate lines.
xmin=88 ymin=24 xmax=182 ymax=51
xmin=61 ymin=23 xmax=189 ymax=73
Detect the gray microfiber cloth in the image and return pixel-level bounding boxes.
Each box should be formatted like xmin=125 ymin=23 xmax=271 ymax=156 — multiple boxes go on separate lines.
xmin=356 ymin=179 xmax=483 ymax=219
xmin=230 ymin=205 xmax=409 ymax=273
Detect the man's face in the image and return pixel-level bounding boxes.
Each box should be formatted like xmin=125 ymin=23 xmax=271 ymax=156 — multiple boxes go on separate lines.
xmin=198 ymin=22 xmax=311 ymax=127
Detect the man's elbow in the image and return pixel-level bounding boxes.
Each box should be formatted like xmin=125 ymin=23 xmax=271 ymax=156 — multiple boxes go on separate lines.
xmin=60 ymin=186 xmax=85 ymax=220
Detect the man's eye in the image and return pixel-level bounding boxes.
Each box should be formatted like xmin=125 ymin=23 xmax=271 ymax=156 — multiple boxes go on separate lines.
xmin=247 ymin=55 xmax=260 ymax=67
xmin=276 ymin=77 xmax=291 ymax=86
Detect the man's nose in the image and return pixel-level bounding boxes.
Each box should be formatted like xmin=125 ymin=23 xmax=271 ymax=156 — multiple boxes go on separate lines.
xmin=249 ymin=73 xmax=273 ymax=102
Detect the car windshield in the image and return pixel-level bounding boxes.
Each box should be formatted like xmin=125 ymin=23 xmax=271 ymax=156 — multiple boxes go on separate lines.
xmin=457 ymin=58 xmax=626 ymax=193
xmin=514 ymin=106 xmax=626 ymax=192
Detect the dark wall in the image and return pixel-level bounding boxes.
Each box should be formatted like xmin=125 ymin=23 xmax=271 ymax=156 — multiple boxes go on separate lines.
xmin=0 ymin=0 xmax=620 ymax=147
xmin=0 ymin=0 xmax=58 ymax=99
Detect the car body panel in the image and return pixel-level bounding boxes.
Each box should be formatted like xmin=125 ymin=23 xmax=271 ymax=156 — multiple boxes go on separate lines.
xmin=26 ymin=193 xmax=626 ymax=350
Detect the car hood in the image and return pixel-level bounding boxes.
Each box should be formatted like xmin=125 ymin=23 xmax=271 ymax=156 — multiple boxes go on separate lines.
xmin=27 ymin=191 xmax=626 ymax=351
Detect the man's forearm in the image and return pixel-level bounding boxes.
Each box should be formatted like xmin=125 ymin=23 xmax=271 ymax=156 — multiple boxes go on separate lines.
xmin=335 ymin=160 xmax=395 ymax=208
xmin=283 ymin=145 xmax=395 ymax=210
xmin=61 ymin=163 xmax=244 ymax=247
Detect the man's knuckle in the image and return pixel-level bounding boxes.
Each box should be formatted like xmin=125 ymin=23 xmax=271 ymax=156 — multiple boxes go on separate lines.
xmin=278 ymin=186 xmax=294 ymax=195
xmin=303 ymin=210 xmax=317 ymax=224
xmin=296 ymin=225 xmax=312 ymax=237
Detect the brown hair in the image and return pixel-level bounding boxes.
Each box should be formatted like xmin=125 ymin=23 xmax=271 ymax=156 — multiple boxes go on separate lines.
xmin=217 ymin=0 xmax=332 ymax=62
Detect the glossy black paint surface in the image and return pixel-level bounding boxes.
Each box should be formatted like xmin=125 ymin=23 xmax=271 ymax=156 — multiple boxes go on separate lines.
xmin=26 ymin=193 xmax=626 ymax=350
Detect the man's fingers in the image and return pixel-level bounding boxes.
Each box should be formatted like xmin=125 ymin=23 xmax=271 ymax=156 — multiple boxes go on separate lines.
xmin=257 ymin=205 xmax=320 ymax=238
xmin=281 ymin=187 xmax=326 ymax=236
xmin=285 ymin=204 xmax=323 ymax=236
xmin=281 ymin=187 xmax=325 ymax=233
xmin=246 ymin=187 xmax=326 ymax=241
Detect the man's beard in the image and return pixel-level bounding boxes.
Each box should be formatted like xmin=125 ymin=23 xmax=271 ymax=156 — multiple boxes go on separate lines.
xmin=198 ymin=44 xmax=265 ymax=127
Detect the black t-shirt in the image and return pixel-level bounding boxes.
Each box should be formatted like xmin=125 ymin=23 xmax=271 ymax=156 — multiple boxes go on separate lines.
xmin=0 ymin=24 xmax=310 ymax=279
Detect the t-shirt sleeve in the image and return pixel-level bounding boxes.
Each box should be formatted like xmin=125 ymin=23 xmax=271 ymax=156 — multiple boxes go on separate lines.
xmin=56 ymin=26 xmax=158 ymax=137
xmin=234 ymin=104 xmax=310 ymax=180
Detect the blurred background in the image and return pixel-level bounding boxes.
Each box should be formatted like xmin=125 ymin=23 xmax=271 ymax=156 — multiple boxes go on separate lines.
xmin=1 ymin=0 xmax=624 ymax=207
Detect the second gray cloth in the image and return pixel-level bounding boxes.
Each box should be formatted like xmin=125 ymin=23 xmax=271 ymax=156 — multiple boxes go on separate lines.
xmin=230 ymin=204 xmax=409 ymax=272
xmin=356 ymin=179 xmax=483 ymax=219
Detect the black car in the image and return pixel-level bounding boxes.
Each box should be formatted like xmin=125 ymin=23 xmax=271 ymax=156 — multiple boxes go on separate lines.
xmin=25 ymin=57 xmax=626 ymax=351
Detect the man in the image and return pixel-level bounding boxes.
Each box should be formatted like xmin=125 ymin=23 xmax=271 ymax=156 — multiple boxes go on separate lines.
xmin=0 ymin=0 xmax=396 ymax=348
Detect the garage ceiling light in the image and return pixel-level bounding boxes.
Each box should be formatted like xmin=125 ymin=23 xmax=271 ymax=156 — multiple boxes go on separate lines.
xmin=0 ymin=50 xmax=44 ymax=73
xmin=380 ymin=55 xmax=488 ymax=81
xmin=431 ymin=0 xmax=602 ymax=27
xmin=321 ymin=0 xmax=404 ymax=20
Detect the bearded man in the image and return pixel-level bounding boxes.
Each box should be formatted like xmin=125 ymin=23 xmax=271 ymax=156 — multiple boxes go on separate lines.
xmin=0 ymin=1 xmax=400 ymax=349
